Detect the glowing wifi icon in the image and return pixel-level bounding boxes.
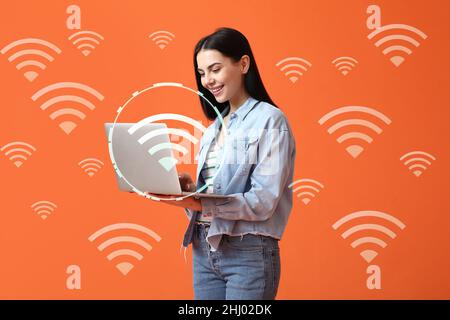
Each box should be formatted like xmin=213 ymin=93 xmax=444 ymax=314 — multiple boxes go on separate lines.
xmin=31 ymin=82 xmax=104 ymax=134
xmin=333 ymin=210 xmax=405 ymax=263
xmin=68 ymin=30 xmax=104 ymax=56
xmin=1 ymin=38 xmax=61 ymax=82
xmin=31 ymin=200 xmax=57 ymax=220
xmin=288 ymin=178 xmax=324 ymax=205
xmin=1 ymin=141 xmax=36 ymax=168
xmin=128 ymin=113 xmax=206 ymax=172
xmin=318 ymin=106 xmax=392 ymax=158
xmin=88 ymin=223 xmax=162 ymax=276
xmin=78 ymin=158 xmax=104 ymax=177
xmin=368 ymin=24 xmax=427 ymax=67
xmin=331 ymin=56 xmax=358 ymax=75
xmin=148 ymin=30 xmax=175 ymax=49
xmin=276 ymin=57 xmax=312 ymax=83
xmin=400 ymin=150 xmax=436 ymax=177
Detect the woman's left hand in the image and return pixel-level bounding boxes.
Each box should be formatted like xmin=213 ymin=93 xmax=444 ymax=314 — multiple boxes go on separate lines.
xmin=145 ymin=193 xmax=202 ymax=211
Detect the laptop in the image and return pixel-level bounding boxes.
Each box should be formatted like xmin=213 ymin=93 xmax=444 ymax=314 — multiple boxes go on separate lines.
xmin=104 ymin=123 xmax=232 ymax=199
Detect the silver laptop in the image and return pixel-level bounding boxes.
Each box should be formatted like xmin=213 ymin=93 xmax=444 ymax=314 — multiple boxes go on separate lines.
xmin=104 ymin=122 xmax=232 ymax=199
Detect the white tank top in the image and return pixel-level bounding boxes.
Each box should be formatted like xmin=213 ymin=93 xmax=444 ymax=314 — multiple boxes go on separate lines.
xmin=197 ymin=138 xmax=223 ymax=223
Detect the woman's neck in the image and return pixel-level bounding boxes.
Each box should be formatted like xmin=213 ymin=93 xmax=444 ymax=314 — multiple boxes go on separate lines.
xmin=229 ymin=90 xmax=250 ymax=113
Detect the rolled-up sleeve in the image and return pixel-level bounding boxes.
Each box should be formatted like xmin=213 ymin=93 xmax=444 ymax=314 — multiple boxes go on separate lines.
xmin=201 ymin=125 xmax=294 ymax=222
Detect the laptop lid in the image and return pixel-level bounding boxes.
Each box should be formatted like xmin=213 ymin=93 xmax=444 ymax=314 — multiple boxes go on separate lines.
xmin=104 ymin=122 xmax=183 ymax=195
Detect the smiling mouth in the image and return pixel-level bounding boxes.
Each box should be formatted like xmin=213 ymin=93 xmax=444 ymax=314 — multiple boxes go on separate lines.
xmin=211 ymin=85 xmax=224 ymax=95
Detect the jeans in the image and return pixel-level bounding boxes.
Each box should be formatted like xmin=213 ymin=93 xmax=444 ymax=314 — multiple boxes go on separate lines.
xmin=192 ymin=223 xmax=281 ymax=300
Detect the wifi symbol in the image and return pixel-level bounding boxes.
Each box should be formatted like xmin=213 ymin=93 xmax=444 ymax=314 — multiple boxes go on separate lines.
xmin=31 ymin=82 xmax=104 ymax=134
xmin=318 ymin=106 xmax=392 ymax=158
xmin=368 ymin=24 xmax=427 ymax=67
xmin=68 ymin=30 xmax=104 ymax=56
xmin=128 ymin=113 xmax=206 ymax=172
xmin=1 ymin=38 xmax=61 ymax=82
xmin=31 ymin=200 xmax=57 ymax=220
xmin=88 ymin=223 xmax=162 ymax=275
xmin=148 ymin=30 xmax=175 ymax=49
xmin=288 ymin=178 xmax=324 ymax=205
xmin=78 ymin=158 xmax=104 ymax=177
xmin=400 ymin=150 xmax=436 ymax=177
xmin=275 ymin=57 xmax=312 ymax=83
xmin=1 ymin=141 xmax=37 ymax=168
xmin=332 ymin=210 xmax=406 ymax=263
xmin=331 ymin=56 xmax=358 ymax=75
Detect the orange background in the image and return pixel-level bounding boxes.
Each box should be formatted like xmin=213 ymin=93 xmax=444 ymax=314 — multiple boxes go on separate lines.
xmin=1 ymin=0 xmax=449 ymax=299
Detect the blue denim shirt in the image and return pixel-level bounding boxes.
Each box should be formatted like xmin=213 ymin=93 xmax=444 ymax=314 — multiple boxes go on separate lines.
xmin=185 ymin=96 xmax=296 ymax=251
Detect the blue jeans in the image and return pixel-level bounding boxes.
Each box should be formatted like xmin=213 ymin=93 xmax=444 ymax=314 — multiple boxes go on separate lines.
xmin=192 ymin=223 xmax=281 ymax=300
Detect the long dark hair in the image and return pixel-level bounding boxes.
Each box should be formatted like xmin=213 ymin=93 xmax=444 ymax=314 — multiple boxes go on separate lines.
xmin=193 ymin=27 xmax=277 ymax=120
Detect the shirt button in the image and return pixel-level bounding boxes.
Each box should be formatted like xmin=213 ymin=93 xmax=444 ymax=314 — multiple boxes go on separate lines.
xmin=215 ymin=184 xmax=221 ymax=189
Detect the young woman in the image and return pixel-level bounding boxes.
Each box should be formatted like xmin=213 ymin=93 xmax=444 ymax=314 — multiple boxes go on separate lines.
xmin=154 ymin=27 xmax=296 ymax=300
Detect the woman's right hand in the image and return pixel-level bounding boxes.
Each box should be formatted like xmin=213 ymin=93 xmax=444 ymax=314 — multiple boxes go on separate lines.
xmin=178 ymin=172 xmax=196 ymax=192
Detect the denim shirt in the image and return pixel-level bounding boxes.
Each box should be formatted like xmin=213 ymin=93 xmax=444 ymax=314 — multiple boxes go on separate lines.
xmin=185 ymin=96 xmax=296 ymax=251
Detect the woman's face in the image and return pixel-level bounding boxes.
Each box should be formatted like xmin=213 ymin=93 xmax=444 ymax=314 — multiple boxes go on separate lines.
xmin=196 ymin=49 xmax=249 ymax=104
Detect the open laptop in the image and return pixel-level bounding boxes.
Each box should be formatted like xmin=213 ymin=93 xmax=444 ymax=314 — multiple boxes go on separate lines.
xmin=104 ymin=122 xmax=232 ymax=199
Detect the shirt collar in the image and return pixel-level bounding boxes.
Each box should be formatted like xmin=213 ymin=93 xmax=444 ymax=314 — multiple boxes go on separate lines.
xmin=213 ymin=96 xmax=257 ymax=131
xmin=231 ymin=96 xmax=256 ymax=120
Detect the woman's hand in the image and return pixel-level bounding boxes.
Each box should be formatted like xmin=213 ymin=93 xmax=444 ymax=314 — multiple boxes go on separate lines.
xmin=138 ymin=172 xmax=202 ymax=211
xmin=128 ymin=172 xmax=202 ymax=210
xmin=178 ymin=172 xmax=196 ymax=192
